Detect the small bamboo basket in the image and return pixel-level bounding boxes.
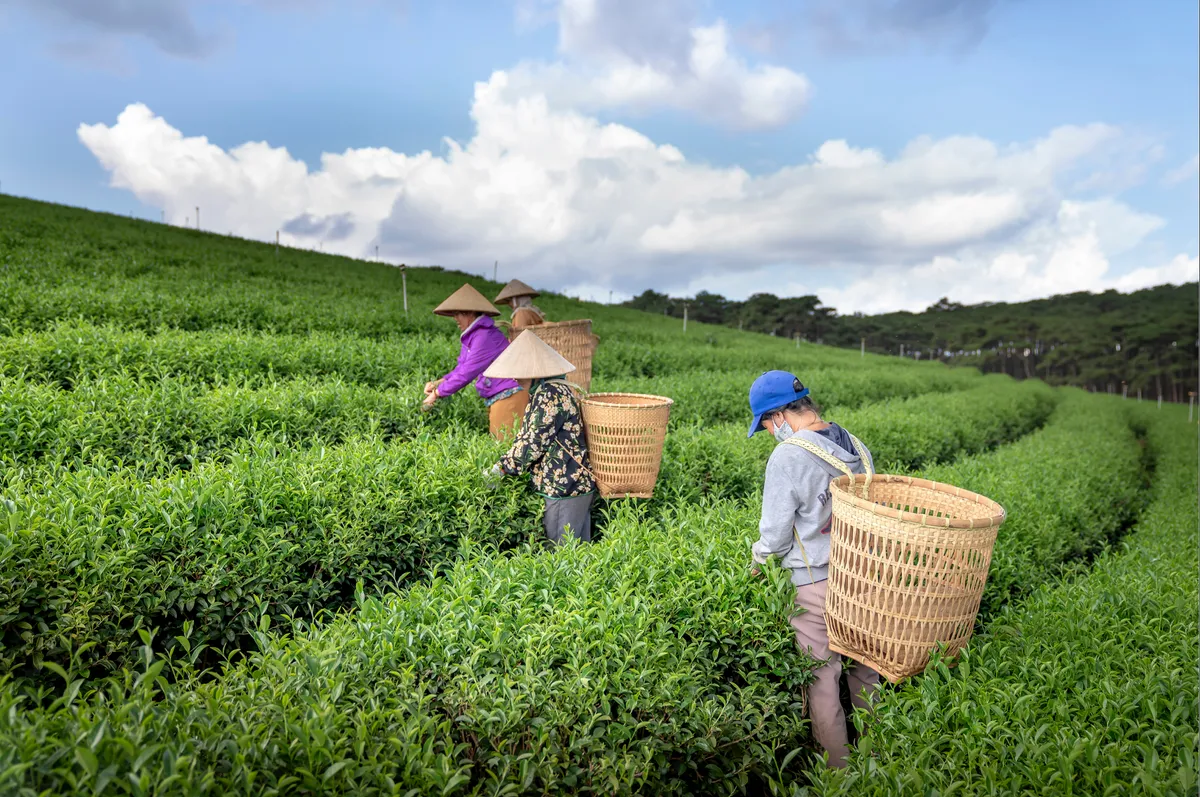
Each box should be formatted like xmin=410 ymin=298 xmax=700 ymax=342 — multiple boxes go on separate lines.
xmin=824 ymin=474 xmax=1006 ymax=684
xmin=508 ymin=319 xmax=600 ymax=392
xmin=580 ymin=392 xmax=673 ymax=499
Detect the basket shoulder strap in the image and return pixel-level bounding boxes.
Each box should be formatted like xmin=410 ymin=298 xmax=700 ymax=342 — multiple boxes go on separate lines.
xmin=782 ymin=436 xmax=853 ymax=480
xmin=545 ymin=377 xmax=587 ymax=397
xmin=847 ymin=433 xmax=874 ymax=478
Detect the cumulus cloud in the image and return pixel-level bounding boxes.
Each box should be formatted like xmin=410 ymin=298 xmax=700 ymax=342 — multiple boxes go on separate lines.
xmin=78 ymin=82 xmax=1190 ymax=314
xmin=506 ymin=0 xmax=810 ymax=130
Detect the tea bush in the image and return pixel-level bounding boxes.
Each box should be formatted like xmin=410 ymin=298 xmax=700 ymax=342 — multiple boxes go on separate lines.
xmin=917 ymin=391 xmax=1147 ymax=617
xmin=0 ymin=320 xmax=456 ymax=389
xmin=811 ymin=411 xmax=1198 ymax=796
xmin=0 ymin=432 xmax=542 ymax=679
xmin=614 ymin=366 xmax=983 ymax=426
xmin=0 ymin=367 xmax=982 ymax=479
xmin=0 ymin=376 xmax=1050 ymax=680
xmin=0 ymin=390 xmax=1151 ymax=795
xmin=654 ymin=378 xmax=1058 ymax=505
xmin=0 ymin=373 xmax=484 ymax=476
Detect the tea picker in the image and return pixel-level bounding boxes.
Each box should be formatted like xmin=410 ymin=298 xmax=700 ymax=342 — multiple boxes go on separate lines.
xmin=494 ymin=279 xmax=547 ymax=335
xmin=747 ymin=369 xmax=880 ymax=770
xmin=481 ymin=330 xmax=597 ymax=546
xmin=423 ymin=283 xmax=530 ymax=441
xmin=746 ymin=369 xmax=1007 ymax=770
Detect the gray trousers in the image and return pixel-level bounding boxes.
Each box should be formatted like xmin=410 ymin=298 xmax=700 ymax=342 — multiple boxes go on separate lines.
xmin=543 ymin=493 xmax=594 ymax=545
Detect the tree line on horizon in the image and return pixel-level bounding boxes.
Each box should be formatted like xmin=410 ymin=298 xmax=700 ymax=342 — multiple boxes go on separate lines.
xmin=622 ymin=282 xmax=1199 ymax=402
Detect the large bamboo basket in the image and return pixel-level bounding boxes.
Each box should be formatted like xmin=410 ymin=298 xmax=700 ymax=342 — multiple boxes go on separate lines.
xmin=580 ymin=393 xmax=673 ymax=499
xmin=538 ymin=320 xmax=599 ymax=392
xmin=824 ymin=474 xmax=1006 ymax=684
xmin=506 ymin=319 xmax=599 ymax=391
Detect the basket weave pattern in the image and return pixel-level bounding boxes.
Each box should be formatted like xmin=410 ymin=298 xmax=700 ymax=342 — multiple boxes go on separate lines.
xmin=825 ymin=474 xmax=1005 ymax=683
xmin=580 ymin=393 xmax=673 ymax=499
xmin=513 ymin=319 xmax=599 ymax=391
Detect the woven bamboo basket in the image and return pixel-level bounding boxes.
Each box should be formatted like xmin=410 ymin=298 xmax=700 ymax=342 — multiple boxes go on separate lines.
xmin=507 ymin=319 xmax=599 ymax=391
xmin=824 ymin=473 xmax=1006 ymax=684
xmin=580 ymin=393 xmax=673 ymax=499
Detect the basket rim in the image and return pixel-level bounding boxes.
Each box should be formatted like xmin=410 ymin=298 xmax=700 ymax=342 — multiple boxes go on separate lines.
xmin=830 ymin=473 xmax=1006 ymax=529
xmin=537 ymin=318 xmax=592 ymax=329
xmin=582 ymin=392 xmax=675 ymax=409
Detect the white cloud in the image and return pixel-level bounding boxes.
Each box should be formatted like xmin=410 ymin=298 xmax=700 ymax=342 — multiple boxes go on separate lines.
xmin=1163 ymin=153 xmax=1200 ymax=186
xmin=1110 ymin=253 xmax=1199 ymax=293
xmin=504 ymin=0 xmax=810 ymax=130
xmin=809 ymin=202 xmax=1189 ymax=315
xmin=78 ymin=78 xmax=1189 ymax=315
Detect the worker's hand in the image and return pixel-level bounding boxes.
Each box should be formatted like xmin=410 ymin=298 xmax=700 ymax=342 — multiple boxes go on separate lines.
xmin=482 ymin=464 xmax=504 ymax=490
xmin=421 ymin=392 xmax=438 ymax=412
xmin=750 ymin=564 xmax=763 ymax=578
xmin=424 ymin=379 xmax=443 ymax=396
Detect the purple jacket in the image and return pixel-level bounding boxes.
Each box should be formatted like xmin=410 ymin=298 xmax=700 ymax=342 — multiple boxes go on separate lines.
xmin=436 ymin=316 xmax=521 ymax=400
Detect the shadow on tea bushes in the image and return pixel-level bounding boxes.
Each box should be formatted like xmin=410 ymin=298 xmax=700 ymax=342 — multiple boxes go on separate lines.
xmin=0 ymin=431 xmax=540 ymax=681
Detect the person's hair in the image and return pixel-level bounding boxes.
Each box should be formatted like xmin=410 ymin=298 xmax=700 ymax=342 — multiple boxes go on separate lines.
xmin=770 ymin=395 xmax=822 ymax=418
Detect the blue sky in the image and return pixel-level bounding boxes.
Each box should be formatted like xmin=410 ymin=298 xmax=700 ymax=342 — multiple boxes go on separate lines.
xmin=0 ymin=0 xmax=1196 ymax=311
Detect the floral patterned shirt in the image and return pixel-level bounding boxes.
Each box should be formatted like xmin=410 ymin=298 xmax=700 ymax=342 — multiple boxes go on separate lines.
xmin=497 ymin=379 xmax=596 ymax=498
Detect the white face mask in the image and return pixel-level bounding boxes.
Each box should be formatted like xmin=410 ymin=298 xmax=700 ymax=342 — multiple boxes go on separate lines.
xmin=772 ymin=415 xmax=794 ymax=442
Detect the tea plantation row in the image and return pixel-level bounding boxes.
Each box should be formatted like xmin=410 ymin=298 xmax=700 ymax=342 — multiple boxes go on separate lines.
xmin=0 ymin=320 xmax=973 ymax=389
xmin=0 ymin=369 xmax=1012 ymax=479
xmin=812 ymin=406 xmax=1198 ymax=797
xmin=0 ymin=379 xmax=1055 ymax=681
xmin=0 ymin=394 xmax=1153 ymax=795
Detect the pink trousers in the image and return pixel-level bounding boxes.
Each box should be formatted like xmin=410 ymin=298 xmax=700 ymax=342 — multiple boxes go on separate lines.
xmin=790 ymin=580 xmax=881 ymax=769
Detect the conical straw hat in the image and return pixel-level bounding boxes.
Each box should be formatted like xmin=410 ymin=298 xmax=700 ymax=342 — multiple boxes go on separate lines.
xmin=433 ymin=283 xmax=501 ymax=317
xmin=495 ymin=279 xmax=540 ymax=303
xmin=484 ymin=329 xmax=577 ymax=379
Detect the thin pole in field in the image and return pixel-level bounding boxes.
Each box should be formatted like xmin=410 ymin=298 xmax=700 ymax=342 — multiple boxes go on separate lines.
xmin=683 ymin=304 xmax=688 ymax=333
xmin=1157 ymin=394 xmax=1162 ymax=410
xmin=275 ymin=230 xmax=280 ymax=257
xmin=1189 ymin=393 xmax=1195 ymax=423
xmin=1122 ymin=382 xmax=1128 ymax=400
xmin=401 ymin=264 xmax=408 ymax=314
xmin=494 ymin=260 xmax=498 ymax=282
xmin=196 ymin=206 xmax=200 ymax=230
xmin=861 ymin=337 xmax=865 ymax=358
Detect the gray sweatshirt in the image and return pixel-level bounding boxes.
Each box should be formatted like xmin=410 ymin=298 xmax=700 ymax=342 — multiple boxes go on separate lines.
xmin=751 ymin=425 xmax=874 ymax=587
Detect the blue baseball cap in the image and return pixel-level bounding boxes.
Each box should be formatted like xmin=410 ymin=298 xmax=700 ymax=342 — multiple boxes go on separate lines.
xmin=748 ymin=370 xmax=810 ymax=438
